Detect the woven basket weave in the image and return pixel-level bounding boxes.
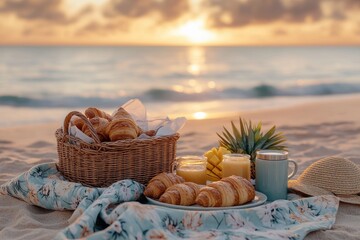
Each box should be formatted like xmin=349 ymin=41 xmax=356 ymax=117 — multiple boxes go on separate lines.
xmin=56 ymin=111 xmax=180 ymax=187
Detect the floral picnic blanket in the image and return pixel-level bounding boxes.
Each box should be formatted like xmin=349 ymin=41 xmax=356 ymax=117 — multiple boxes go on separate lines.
xmin=0 ymin=163 xmax=339 ymax=240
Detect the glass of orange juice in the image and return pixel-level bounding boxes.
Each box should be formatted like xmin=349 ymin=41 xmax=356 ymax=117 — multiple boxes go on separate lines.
xmin=172 ymin=156 xmax=207 ymax=185
xmin=222 ymin=154 xmax=251 ymax=180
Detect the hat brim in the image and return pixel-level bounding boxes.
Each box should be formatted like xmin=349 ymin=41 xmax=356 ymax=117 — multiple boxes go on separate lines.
xmin=288 ymin=180 xmax=360 ymax=205
xmin=336 ymin=194 xmax=360 ymax=205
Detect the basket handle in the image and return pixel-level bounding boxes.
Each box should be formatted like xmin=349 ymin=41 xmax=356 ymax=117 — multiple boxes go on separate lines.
xmin=63 ymin=111 xmax=101 ymax=144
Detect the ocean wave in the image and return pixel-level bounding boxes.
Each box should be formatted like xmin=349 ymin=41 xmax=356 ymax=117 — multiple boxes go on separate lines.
xmin=143 ymin=83 xmax=360 ymax=100
xmin=1 ymin=83 xmax=360 ymax=108
xmin=0 ymin=95 xmax=129 ymax=108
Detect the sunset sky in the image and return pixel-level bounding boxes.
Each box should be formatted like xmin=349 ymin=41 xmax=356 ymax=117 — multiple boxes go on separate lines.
xmin=0 ymin=0 xmax=360 ymax=46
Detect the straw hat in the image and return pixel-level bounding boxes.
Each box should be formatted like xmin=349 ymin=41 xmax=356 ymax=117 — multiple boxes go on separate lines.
xmin=288 ymin=156 xmax=360 ymax=204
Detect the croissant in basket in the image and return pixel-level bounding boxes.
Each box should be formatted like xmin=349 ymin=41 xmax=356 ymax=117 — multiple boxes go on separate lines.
xmin=144 ymin=173 xmax=184 ymax=199
xmin=195 ymin=175 xmax=255 ymax=207
xmin=72 ymin=106 xmax=161 ymax=142
xmin=57 ymin=110 xmax=180 ymax=187
xmin=82 ymin=117 xmax=110 ymax=142
xmin=106 ymin=107 xmax=140 ymax=141
xmin=72 ymin=116 xmax=85 ymax=130
xmin=85 ymin=107 xmax=112 ymax=121
xmin=159 ymin=182 xmax=201 ymax=206
xmin=113 ymin=107 xmax=133 ymax=120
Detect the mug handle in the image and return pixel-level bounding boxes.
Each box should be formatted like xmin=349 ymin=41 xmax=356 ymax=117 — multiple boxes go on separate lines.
xmin=170 ymin=160 xmax=178 ymax=174
xmin=288 ymin=159 xmax=298 ymax=179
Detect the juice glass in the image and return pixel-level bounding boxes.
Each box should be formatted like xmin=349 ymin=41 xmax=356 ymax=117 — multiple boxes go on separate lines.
xmin=172 ymin=156 xmax=207 ymax=185
xmin=222 ymin=154 xmax=251 ymax=180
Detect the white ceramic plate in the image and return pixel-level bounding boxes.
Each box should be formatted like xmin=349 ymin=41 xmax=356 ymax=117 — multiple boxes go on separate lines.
xmin=146 ymin=191 xmax=267 ymax=211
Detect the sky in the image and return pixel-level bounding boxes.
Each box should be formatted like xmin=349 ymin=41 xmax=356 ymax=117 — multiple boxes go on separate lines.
xmin=0 ymin=0 xmax=360 ymax=46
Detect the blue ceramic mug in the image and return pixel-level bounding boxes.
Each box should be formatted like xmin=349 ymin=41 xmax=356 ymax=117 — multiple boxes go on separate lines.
xmin=255 ymin=150 xmax=298 ymax=201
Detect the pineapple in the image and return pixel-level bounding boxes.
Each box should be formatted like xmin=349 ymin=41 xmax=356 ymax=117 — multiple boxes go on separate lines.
xmin=217 ymin=117 xmax=287 ymax=179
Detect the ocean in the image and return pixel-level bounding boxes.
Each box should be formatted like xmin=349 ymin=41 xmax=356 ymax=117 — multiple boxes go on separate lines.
xmin=0 ymin=46 xmax=359 ymax=127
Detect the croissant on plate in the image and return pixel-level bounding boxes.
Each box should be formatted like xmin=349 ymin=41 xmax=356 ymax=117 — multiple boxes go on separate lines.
xmin=85 ymin=107 xmax=112 ymax=121
xmin=106 ymin=107 xmax=140 ymax=141
xmin=144 ymin=173 xmax=184 ymax=199
xmin=195 ymin=175 xmax=255 ymax=207
xmin=82 ymin=117 xmax=110 ymax=142
xmin=159 ymin=182 xmax=201 ymax=206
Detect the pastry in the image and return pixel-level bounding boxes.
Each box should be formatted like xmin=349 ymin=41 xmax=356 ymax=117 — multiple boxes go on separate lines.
xmin=144 ymin=129 xmax=157 ymax=137
xmin=72 ymin=116 xmax=85 ymax=130
xmin=144 ymin=173 xmax=184 ymax=199
xmin=82 ymin=117 xmax=110 ymax=142
xmin=106 ymin=118 xmax=138 ymax=141
xmin=138 ymin=129 xmax=157 ymax=137
xmin=106 ymin=107 xmax=140 ymax=141
xmin=85 ymin=107 xmax=112 ymax=121
xmin=112 ymin=107 xmax=134 ymax=120
xmin=113 ymin=107 xmax=142 ymax=134
xmin=195 ymin=186 xmax=222 ymax=207
xmin=159 ymin=182 xmax=201 ymax=206
xmin=195 ymin=175 xmax=255 ymax=207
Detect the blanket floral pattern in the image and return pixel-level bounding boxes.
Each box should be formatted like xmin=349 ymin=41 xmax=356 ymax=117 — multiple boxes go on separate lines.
xmin=0 ymin=163 xmax=339 ymax=240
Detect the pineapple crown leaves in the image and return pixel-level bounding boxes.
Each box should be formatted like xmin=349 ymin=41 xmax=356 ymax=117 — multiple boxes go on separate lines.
xmin=216 ymin=117 xmax=287 ymax=160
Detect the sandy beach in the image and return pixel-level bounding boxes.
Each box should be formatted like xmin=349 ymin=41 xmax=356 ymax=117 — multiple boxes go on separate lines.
xmin=2 ymin=0 xmax=360 ymax=238
xmin=1 ymin=95 xmax=360 ymax=239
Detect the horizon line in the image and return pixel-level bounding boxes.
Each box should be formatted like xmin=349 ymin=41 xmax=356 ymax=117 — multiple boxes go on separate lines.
xmin=1 ymin=43 xmax=360 ymax=47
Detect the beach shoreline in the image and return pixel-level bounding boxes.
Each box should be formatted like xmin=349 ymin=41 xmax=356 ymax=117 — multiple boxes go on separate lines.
xmin=1 ymin=93 xmax=360 ymax=128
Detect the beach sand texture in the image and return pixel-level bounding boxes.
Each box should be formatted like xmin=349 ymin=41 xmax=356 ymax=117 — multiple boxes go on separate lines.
xmin=1 ymin=95 xmax=360 ymax=239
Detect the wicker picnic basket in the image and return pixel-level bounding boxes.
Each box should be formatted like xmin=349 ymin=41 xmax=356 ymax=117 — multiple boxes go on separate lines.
xmin=55 ymin=111 xmax=180 ymax=187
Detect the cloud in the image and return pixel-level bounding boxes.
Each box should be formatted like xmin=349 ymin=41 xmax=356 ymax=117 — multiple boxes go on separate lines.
xmin=0 ymin=0 xmax=92 ymax=24
xmin=22 ymin=25 xmax=55 ymax=36
xmin=285 ymin=0 xmax=322 ymax=22
xmin=103 ymin=0 xmax=190 ymax=22
xmin=329 ymin=9 xmax=346 ymax=21
xmin=273 ymin=29 xmax=287 ymax=36
xmin=343 ymin=0 xmax=360 ymax=8
xmin=76 ymin=20 xmax=129 ymax=36
xmin=204 ymin=0 xmax=327 ymax=28
xmin=77 ymin=0 xmax=191 ymax=37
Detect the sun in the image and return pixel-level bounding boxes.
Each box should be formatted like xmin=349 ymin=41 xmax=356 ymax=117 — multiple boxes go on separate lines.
xmin=193 ymin=111 xmax=207 ymax=120
xmin=174 ymin=20 xmax=215 ymax=44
